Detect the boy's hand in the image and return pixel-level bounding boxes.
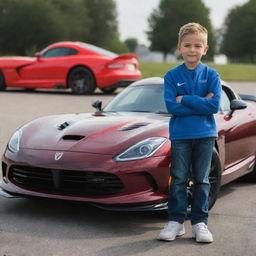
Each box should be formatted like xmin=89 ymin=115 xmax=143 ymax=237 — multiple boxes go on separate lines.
xmin=205 ymin=93 xmax=214 ymax=98
xmin=176 ymin=96 xmax=183 ymax=103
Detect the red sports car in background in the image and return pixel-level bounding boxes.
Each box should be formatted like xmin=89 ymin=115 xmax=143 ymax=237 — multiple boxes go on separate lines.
xmin=1 ymin=78 xmax=256 ymax=211
xmin=0 ymin=41 xmax=141 ymax=94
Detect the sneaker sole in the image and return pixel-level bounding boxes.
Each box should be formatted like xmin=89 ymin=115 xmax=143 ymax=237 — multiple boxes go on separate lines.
xmin=194 ymin=237 xmax=213 ymax=243
xmin=192 ymin=232 xmax=213 ymax=243
xmin=157 ymin=230 xmax=185 ymax=241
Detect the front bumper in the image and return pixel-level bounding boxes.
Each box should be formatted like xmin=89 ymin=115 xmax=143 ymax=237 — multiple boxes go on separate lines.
xmin=91 ymin=202 xmax=168 ymax=211
xmin=1 ymin=149 xmax=169 ymax=208
xmin=0 ymin=186 xmax=20 ymax=198
xmin=0 ymin=184 xmax=168 ymax=211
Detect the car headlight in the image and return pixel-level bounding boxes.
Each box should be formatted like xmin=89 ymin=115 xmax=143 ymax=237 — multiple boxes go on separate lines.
xmin=7 ymin=129 xmax=22 ymax=153
xmin=114 ymin=137 xmax=167 ymax=162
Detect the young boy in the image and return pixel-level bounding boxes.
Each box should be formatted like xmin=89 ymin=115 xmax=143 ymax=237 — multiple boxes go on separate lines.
xmin=158 ymin=23 xmax=221 ymax=243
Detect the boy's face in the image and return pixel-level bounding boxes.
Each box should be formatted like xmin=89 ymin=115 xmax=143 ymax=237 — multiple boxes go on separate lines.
xmin=178 ymin=33 xmax=208 ymax=69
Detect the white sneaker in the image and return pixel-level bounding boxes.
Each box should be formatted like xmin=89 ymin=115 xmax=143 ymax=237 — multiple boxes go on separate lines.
xmin=158 ymin=221 xmax=185 ymax=241
xmin=192 ymin=222 xmax=213 ymax=243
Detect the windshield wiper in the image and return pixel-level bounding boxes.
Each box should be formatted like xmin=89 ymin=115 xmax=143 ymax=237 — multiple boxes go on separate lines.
xmin=129 ymin=110 xmax=151 ymax=113
xmin=154 ymin=111 xmax=169 ymax=114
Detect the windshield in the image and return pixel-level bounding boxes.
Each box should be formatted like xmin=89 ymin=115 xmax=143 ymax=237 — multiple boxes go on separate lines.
xmin=104 ymin=85 xmax=168 ymax=114
xmin=78 ymin=42 xmax=117 ymax=57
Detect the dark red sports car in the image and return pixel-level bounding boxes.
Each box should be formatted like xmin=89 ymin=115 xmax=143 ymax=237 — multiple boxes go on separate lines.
xmin=0 ymin=41 xmax=141 ymax=94
xmin=1 ymin=78 xmax=256 ymax=211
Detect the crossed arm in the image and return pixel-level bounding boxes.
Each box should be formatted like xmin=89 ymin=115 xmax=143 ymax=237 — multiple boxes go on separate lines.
xmin=176 ymin=92 xmax=214 ymax=103
xmin=164 ymin=74 xmax=221 ymax=116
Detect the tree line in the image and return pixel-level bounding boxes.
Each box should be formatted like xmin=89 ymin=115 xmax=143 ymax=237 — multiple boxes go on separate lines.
xmin=147 ymin=0 xmax=256 ymax=63
xmin=0 ymin=0 xmax=255 ymax=63
xmin=0 ymin=0 xmax=128 ymax=56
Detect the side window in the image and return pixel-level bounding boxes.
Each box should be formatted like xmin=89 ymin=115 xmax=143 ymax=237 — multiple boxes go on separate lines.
xmin=220 ymin=89 xmax=231 ymax=112
xmin=41 ymin=47 xmax=78 ymax=58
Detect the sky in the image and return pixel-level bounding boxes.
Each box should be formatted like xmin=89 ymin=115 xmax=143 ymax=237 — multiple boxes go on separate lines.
xmin=115 ymin=0 xmax=248 ymax=46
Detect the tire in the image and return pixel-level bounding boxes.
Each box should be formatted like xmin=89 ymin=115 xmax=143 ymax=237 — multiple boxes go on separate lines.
xmin=100 ymin=87 xmax=117 ymax=94
xmin=187 ymin=148 xmax=221 ymax=212
xmin=68 ymin=67 xmax=96 ymax=95
xmin=0 ymin=70 xmax=6 ymax=91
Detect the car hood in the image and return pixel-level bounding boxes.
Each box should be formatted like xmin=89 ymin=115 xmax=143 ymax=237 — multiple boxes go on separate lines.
xmin=0 ymin=57 xmax=35 ymax=68
xmin=20 ymin=113 xmax=168 ymax=155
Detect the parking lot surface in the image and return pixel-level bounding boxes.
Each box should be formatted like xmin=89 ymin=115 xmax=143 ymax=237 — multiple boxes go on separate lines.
xmin=0 ymin=81 xmax=255 ymax=256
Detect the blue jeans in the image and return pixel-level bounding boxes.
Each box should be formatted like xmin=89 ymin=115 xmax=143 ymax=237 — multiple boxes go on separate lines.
xmin=168 ymin=138 xmax=215 ymax=225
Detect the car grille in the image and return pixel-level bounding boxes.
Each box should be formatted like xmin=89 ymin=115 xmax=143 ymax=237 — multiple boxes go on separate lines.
xmin=9 ymin=165 xmax=123 ymax=196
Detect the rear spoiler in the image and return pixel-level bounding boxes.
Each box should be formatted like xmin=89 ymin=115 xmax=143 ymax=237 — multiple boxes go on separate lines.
xmin=112 ymin=53 xmax=139 ymax=61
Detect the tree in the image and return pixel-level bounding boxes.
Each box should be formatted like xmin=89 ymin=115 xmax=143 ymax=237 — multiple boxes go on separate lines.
xmin=221 ymin=0 xmax=256 ymax=63
xmin=82 ymin=0 xmax=128 ymax=53
xmin=0 ymin=0 xmax=59 ymax=55
xmin=50 ymin=0 xmax=91 ymax=42
xmin=124 ymin=38 xmax=138 ymax=52
xmin=0 ymin=0 xmax=127 ymax=55
xmin=147 ymin=0 xmax=215 ymax=61
xmin=0 ymin=0 xmax=91 ymax=55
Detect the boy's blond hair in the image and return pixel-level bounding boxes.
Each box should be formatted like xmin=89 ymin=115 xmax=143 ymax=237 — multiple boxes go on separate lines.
xmin=178 ymin=22 xmax=208 ymax=47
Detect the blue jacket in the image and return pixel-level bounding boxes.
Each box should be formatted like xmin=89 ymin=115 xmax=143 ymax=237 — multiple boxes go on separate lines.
xmin=164 ymin=63 xmax=221 ymax=140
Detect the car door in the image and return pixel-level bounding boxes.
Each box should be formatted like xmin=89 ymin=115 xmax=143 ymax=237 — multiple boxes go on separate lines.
xmin=18 ymin=47 xmax=78 ymax=87
xmin=217 ymin=86 xmax=256 ymax=179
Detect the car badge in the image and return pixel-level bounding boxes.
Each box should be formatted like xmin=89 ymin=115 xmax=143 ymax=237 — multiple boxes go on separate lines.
xmin=54 ymin=152 xmax=64 ymax=161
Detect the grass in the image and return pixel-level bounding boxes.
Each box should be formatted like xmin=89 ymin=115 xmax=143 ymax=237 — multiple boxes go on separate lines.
xmin=139 ymin=62 xmax=256 ymax=81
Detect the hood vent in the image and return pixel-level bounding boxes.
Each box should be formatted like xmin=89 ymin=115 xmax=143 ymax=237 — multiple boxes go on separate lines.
xmin=119 ymin=122 xmax=149 ymax=131
xmin=62 ymin=135 xmax=85 ymax=141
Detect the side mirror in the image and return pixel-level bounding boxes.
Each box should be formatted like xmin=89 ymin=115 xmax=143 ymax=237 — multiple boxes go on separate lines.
xmin=225 ymin=99 xmax=247 ymax=120
xmin=230 ymin=99 xmax=247 ymax=110
xmin=92 ymin=100 xmax=102 ymax=112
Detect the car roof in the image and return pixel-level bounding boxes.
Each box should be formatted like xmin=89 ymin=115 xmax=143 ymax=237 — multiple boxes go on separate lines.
xmin=130 ymin=77 xmax=164 ymax=87
xmin=47 ymin=41 xmax=82 ymax=47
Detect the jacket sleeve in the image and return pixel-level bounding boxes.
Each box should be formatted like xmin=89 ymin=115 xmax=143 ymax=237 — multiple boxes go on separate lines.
xmin=181 ymin=72 xmax=221 ymax=114
xmin=164 ymin=72 xmax=203 ymax=116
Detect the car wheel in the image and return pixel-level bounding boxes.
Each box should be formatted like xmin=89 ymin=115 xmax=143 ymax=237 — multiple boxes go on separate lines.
xmin=68 ymin=67 xmax=96 ymax=95
xmin=0 ymin=70 xmax=6 ymax=91
xmin=100 ymin=87 xmax=117 ymax=94
xmin=187 ymin=148 xmax=221 ymax=212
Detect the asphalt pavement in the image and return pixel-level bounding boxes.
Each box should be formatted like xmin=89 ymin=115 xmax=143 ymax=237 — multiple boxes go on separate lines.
xmin=0 ymin=81 xmax=255 ymax=256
